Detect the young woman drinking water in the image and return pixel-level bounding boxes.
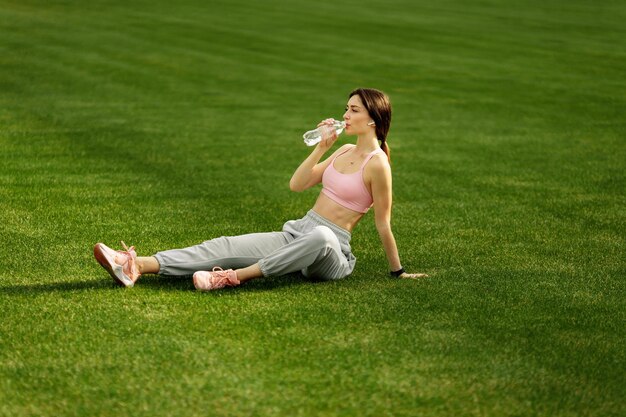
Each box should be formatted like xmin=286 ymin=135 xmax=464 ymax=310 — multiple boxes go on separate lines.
xmin=94 ymin=88 xmax=428 ymax=290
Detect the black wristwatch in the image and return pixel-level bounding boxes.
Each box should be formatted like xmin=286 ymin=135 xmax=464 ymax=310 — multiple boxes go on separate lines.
xmin=390 ymin=267 xmax=405 ymax=278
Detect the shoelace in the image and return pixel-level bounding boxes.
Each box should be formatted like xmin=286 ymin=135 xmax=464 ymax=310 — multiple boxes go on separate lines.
xmin=118 ymin=241 xmax=138 ymax=276
xmin=120 ymin=241 xmax=135 ymax=255
xmin=210 ymin=267 xmax=237 ymax=287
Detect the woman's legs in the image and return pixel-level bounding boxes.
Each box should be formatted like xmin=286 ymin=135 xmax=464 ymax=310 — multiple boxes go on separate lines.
xmin=96 ymin=231 xmax=288 ymax=288
xmin=154 ymin=231 xmax=291 ymax=276
xmin=96 ymin=218 xmax=353 ymax=290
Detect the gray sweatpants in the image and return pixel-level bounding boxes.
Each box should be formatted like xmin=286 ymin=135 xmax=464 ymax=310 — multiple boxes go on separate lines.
xmin=154 ymin=210 xmax=356 ymax=280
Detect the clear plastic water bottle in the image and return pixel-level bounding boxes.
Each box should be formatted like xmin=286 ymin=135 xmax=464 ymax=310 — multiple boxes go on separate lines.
xmin=303 ymin=120 xmax=345 ymax=146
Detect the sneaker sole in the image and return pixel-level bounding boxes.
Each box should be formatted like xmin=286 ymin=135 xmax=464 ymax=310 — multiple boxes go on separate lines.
xmin=94 ymin=243 xmax=134 ymax=287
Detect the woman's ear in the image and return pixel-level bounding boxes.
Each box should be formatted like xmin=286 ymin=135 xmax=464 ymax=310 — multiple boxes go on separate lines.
xmin=367 ymin=121 xmax=375 ymax=126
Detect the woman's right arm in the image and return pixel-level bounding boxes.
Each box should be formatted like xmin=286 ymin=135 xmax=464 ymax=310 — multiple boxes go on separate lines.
xmin=289 ymin=147 xmax=330 ymax=192
xmin=289 ymin=121 xmax=349 ymax=192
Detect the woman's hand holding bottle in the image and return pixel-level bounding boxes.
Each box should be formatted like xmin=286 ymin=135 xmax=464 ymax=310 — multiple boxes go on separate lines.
xmin=302 ymin=118 xmax=345 ymax=149
xmin=315 ymin=118 xmax=340 ymax=151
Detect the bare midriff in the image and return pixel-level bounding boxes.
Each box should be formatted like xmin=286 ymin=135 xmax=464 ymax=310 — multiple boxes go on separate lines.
xmin=311 ymin=192 xmax=365 ymax=233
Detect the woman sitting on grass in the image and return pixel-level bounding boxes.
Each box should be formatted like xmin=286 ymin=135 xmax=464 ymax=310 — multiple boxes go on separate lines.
xmin=94 ymin=88 xmax=428 ymax=291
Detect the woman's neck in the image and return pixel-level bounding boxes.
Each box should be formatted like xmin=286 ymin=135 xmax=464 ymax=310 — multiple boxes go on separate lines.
xmin=355 ymin=134 xmax=379 ymax=153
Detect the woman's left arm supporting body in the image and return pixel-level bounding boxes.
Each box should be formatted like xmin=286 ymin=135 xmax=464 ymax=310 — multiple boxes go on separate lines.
xmin=369 ymin=155 xmax=428 ymax=279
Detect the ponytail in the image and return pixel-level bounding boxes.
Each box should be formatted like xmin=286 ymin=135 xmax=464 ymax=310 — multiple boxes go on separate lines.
xmin=380 ymin=139 xmax=391 ymax=163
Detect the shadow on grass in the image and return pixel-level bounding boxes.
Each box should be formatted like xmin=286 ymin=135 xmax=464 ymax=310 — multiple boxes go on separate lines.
xmin=0 ymin=279 xmax=114 ymax=295
xmin=0 ymin=273 xmax=311 ymax=295
xmin=140 ymin=273 xmax=314 ymax=294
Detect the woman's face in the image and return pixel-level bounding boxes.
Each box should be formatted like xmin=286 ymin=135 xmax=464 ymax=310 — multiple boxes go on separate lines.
xmin=343 ymin=95 xmax=373 ymax=136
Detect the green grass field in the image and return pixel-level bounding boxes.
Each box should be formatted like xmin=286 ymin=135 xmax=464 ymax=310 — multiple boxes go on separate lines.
xmin=1 ymin=0 xmax=624 ymax=416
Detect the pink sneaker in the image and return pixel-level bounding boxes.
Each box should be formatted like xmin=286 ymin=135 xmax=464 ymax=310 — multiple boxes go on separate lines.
xmin=94 ymin=241 xmax=140 ymax=287
xmin=193 ymin=267 xmax=240 ymax=291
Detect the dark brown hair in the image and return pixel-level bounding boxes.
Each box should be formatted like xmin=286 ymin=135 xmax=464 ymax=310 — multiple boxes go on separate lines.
xmin=349 ymin=88 xmax=392 ymax=162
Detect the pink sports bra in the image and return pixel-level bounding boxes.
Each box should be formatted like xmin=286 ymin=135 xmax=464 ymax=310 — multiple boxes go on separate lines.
xmin=321 ymin=148 xmax=384 ymax=213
